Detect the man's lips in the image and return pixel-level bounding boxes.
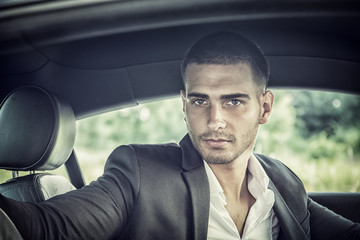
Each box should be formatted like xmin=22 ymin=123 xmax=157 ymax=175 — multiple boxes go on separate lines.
xmin=203 ymin=138 xmax=229 ymax=142
xmin=199 ymin=132 xmax=235 ymax=148
xmin=203 ymin=138 xmax=230 ymax=148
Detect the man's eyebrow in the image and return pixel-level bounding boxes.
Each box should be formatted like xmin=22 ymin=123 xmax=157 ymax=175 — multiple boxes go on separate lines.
xmin=221 ymin=93 xmax=251 ymax=100
xmin=186 ymin=92 xmax=209 ymax=99
xmin=186 ymin=92 xmax=251 ymax=100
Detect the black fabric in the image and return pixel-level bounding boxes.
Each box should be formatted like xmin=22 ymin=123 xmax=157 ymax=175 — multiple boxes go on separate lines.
xmin=0 ymin=135 xmax=359 ymax=240
xmin=65 ymin=151 xmax=85 ymax=189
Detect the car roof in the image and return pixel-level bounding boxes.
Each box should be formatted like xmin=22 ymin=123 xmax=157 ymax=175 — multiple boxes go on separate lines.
xmin=1 ymin=0 xmax=360 ymax=119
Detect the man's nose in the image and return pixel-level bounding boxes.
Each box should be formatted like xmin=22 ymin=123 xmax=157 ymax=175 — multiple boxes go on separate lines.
xmin=207 ymin=104 xmax=226 ymax=131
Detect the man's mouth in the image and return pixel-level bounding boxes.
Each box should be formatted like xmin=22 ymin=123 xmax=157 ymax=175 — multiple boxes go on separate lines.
xmin=199 ymin=132 xmax=235 ymax=148
xmin=203 ymin=138 xmax=229 ymax=142
xmin=203 ymin=138 xmax=230 ymax=148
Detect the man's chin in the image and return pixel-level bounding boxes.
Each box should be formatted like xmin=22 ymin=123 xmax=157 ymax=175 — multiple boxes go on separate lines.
xmin=203 ymin=156 xmax=235 ymax=165
xmin=200 ymin=149 xmax=233 ymax=164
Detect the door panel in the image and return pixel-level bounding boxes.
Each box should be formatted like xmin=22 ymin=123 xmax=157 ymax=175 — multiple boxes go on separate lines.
xmin=308 ymin=192 xmax=360 ymax=223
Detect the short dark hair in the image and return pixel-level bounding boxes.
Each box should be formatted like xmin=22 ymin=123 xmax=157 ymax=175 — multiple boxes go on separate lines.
xmin=181 ymin=32 xmax=269 ymax=90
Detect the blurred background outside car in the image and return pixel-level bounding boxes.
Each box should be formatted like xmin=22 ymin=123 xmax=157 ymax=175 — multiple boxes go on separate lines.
xmin=1 ymin=89 xmax=359 ymax=192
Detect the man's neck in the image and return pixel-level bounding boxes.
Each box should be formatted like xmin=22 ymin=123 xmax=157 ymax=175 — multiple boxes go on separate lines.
xmin=207 ymin=154 xmax=250 ymax=198
xmin=207 ymin=153 xmax=256 ymax=236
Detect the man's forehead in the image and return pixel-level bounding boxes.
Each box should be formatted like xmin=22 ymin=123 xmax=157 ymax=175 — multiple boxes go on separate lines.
xmin=184 ymin=63 xmax=254 ymax=90
xmin=183 ymin=63 xmax=266 ymax=96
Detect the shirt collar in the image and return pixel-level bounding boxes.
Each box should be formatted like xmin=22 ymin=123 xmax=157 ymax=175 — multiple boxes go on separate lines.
xmin=203 ymin=153 xmax=271 ymax=200
xmin=247 ymin=153 xmax=270 ymax=198
xmin=203 ymin=154 xmax=276 ymax=239
xmin=203 ymin=159 xmax=224 ymax=195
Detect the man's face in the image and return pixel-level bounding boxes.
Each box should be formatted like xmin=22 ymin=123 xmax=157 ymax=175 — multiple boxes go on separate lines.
xmin=181 ymin=63 xmax=273 ymax=165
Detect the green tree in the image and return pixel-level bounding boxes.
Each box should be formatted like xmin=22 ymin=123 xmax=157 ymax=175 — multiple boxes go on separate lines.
xmin=291 ymin=90 xmax=360 ymax=139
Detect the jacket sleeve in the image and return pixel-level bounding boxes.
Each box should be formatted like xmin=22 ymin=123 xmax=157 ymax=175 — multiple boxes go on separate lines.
xmin=0 ymin=145 xmax=140 ymax=240
xmin=308 ymin=197 xmax=360 ymax=240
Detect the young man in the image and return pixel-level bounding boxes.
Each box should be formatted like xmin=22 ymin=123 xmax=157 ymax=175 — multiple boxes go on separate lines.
xmin=180 ymin=32 xmax=275 ymax=238
xmin=1 ymin=32 xmax=359 ymax=240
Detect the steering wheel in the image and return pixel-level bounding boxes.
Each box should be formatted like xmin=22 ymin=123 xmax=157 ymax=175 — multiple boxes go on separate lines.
xmin=0 ymin=208 xmax=23 ymax=240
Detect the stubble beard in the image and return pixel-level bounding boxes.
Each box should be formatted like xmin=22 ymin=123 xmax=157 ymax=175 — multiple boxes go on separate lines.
xmin=188 ymin=123 xmax=259 ymax=165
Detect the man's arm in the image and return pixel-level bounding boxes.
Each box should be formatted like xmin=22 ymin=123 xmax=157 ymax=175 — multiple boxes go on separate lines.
xmin=308 ymin=197 xmax=360 ymax=240
xmin=0 ymin=145 xmax=140 ymax=239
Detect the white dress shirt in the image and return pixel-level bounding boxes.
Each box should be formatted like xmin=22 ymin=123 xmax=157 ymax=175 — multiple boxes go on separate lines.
xmin=204 ymin=153 xmax=280 ymax=240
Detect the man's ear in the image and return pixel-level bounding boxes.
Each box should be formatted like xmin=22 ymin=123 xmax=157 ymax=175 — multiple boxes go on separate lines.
xmin=259 ymin=90 xmax=274 ymax=124
xmin=180 ymin=90 xmax=186 ymax=113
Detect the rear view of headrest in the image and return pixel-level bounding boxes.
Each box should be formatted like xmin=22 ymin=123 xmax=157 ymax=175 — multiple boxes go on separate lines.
xmin=0 ymin=86 xmax=76 ymax=171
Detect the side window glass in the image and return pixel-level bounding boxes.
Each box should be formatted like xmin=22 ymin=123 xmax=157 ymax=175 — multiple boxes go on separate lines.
xmin=256 ymin=90 xmax=360 ymax=192
xmin=74 ymin=98 xmax=187 ymax=184
xmin=3 ymin=90 xmax=355 ymax=192
xmin=73 ymin=90 xmax=359 ymax=192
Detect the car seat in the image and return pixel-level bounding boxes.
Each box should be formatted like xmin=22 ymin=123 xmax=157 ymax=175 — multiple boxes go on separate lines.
xmin=0 ymin=86 xmax=76 ymax=202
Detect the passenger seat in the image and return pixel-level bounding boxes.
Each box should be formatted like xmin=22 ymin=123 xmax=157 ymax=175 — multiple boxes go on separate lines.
xmin=0 ymin=86 xmax=76 ymax=202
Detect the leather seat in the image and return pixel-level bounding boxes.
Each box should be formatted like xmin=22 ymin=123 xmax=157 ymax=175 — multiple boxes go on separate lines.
xmin=0 ymin=208 xmax=23 ymax=240
xmin=0 ymin=86 xmax=76 ymax=202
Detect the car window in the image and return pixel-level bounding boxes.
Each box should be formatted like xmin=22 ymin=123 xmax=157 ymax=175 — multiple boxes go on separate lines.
xmin=1 ymin=90 xmax=358 ymax=193
xmin=74 ymin=98 xmax=188 ymax=183
xmin=73 ymin=89 xmax=360 ymax=193
xmin=256 ymin=89 xmax=360 ymax=192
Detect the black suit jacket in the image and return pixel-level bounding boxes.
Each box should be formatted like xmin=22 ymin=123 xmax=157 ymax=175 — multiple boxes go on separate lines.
xmin=1 ymin=134 xmax=359 ymax=239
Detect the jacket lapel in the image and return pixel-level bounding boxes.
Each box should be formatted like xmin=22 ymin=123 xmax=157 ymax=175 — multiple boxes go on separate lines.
xmin=180 ymin=135 xmax=210 ymax=240
xmin=179 ymin=135 xmax=309 ymax=240
xmin=182 ymin=169 xmax=209 ymax=240
xmin=268 ymin=180 xmax=308 ymax=240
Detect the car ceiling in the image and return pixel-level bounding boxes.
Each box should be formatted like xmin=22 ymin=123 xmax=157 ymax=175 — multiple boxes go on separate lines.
xmin=1 ymin=0 xmax=360 ymax=119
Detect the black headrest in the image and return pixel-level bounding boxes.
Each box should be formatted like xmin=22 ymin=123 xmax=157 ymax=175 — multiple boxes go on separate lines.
xmin=0 ymin=86 xmax=76 ymax=171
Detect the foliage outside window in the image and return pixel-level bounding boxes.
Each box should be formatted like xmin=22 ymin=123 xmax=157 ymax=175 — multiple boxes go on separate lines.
xmin=1 ymin=90 xmax=359 ymax=192
xmin=72 ymin=90 xmax=360 ymax=192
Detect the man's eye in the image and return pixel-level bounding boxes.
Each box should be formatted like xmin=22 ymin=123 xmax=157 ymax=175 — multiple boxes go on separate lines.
xmin=228 ymin=99 xmax=242 ymax=106
xmin=193 ymin=99 xmax=206 ymax=105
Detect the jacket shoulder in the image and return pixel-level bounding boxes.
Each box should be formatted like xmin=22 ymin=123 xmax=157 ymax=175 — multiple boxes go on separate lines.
xmin=254 ymin=153 xmax=304 ymax=189
xmin=108 ymin=143 xmax=183 ymax=170
xmin=129 ymin=142 xmax=182 ymax=163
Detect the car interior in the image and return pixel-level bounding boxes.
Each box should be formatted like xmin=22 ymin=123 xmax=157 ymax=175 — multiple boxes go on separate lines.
xmin=0 ymin=0 xmax=359 ymax=234
xmin=0 ymin=86 xmax=76 ymax=202
xmin=0 ymin=208 xmax=23 ymax=240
